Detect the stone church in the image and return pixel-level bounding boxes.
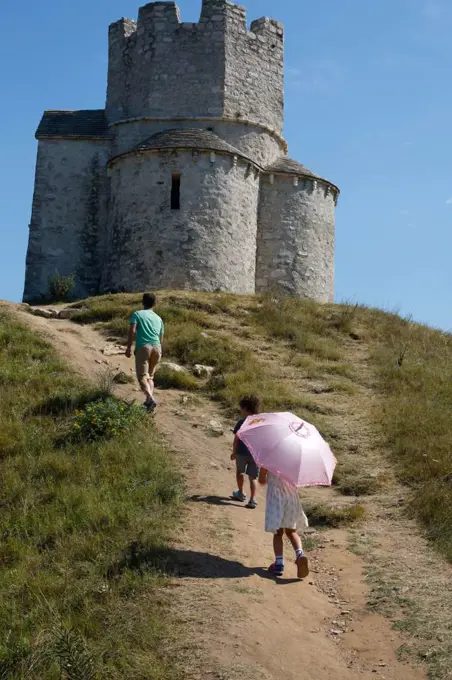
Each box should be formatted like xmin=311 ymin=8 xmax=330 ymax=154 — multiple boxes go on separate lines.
xmin=23 ymin=0 xmax=339 ymax=303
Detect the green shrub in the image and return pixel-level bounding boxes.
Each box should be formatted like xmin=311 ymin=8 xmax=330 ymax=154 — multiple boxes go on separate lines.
xmin=47 ymin=271 xmax=75 ymax=302
xmin=72 ymin=397 xmax=145 ymax=442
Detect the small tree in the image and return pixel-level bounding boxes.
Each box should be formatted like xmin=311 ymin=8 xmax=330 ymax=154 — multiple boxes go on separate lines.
xmin=47 ymin=271 xmax=75 ymax=302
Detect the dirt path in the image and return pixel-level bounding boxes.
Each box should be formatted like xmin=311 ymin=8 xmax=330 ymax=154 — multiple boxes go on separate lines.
xmin=5 ymin=302 xmax=429 ymax=680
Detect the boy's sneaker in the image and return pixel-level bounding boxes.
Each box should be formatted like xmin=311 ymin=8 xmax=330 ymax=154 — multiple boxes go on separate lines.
xmin=232 ymin=490 xmax=247 ymax=502
xmin=246 ymin=499 xmax=257 ymax=509
xmin=144 ymin=398 xmax=157 ymax=413
xmin=296 ymin=555 xmax=309 ymax=579
xmin=268 ymin=562 xmax=284 ymax=577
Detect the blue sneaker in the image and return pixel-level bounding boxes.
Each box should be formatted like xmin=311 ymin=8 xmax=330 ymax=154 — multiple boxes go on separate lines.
xmin=269 ymin=562 xmax=284 ymax=577
xmin=232 ymin=490 xmax=247 ymax=502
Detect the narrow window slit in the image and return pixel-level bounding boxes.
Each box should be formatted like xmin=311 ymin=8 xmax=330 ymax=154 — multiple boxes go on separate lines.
xmin=171 ymin=173 xmax=181 ymax=210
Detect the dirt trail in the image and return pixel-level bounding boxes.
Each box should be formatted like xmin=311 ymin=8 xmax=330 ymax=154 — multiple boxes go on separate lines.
xmin=5 ymin=302 xmax=428 ymax=680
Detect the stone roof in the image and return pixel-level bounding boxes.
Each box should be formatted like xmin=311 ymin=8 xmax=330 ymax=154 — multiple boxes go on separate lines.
xmin=36 ymin=110 xmax=109 ymax=139
xmin=130 ymin=128 xmax=255 ymax=164
xmin=266 ymin=156 xmax=338 ymax=190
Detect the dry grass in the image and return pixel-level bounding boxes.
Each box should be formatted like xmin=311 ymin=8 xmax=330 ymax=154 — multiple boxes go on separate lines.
xmin=71 ymin=292 xmax=452 ymax=561
xmin=0 ymin=310 xmax=182 ymax=679
xmin=358 ymin=308 xmax=452 ymax=560
xmin=70 ymin=293 xmax=320 ymax=417
xmin=248 ymin=295 xmax=452 ymax=561
xmin=249 ymin=295 xmax=356 ymax=360
xmin=304 ymin=502 xmax=366 ymax=527
xmin=18 ymin=290 xmax=452 ymax=678
xmin=333 ymin=464 xmax=381 ymax=497
xmin=155 ymin=365 xmax=201 ymax=391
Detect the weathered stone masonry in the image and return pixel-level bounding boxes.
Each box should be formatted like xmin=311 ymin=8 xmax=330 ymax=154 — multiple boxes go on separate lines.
xmin=23 ymin=0 xmax=340 ymax=303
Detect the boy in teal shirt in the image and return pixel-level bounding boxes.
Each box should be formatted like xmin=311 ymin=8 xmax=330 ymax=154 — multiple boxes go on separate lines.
xmin=126 ymin=293 xmax=164 ymax=411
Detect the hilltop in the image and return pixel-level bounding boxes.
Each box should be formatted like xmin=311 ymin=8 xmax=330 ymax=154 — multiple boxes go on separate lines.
xmin=1 ymin=292 xmax=451 ymax=679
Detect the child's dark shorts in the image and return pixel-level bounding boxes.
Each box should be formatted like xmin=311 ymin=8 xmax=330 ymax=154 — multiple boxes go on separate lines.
xmin=235 ymin=452 xmax=259 ymax=480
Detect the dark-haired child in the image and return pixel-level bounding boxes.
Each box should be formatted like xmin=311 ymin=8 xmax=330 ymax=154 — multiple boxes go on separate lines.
xmin=231 ymin=395 xmax=261 ymax=509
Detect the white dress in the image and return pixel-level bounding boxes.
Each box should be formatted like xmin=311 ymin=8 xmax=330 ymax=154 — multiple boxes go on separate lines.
xmin=265 ymin=472 xmax=309 ymax=533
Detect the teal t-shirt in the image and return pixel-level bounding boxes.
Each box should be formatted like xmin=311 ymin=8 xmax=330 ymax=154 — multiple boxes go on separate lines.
xmin=130 ymin=310 xmax=164 ymax=349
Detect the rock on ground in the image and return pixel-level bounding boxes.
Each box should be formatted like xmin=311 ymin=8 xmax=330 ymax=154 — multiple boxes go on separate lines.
xmin=159 ymin=361 xmax=187 ymax=373
xmin=58 ymin=308 xmax=84 ymax=319
xmin=193 ymin=364 xmax=215 ymax=378
xmin=31 ymin=308 xmax=58 ymax=319
xmin=208 ymin=419 xmax=224 ymax=435
xmin=102 ymin=345 xmax=127 ymax=357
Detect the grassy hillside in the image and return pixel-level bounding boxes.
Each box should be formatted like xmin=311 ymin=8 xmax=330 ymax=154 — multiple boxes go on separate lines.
xmin=6 ymin=291 xmax=451 ymax=677
xmin=0 ymin=310 xmax=182 ymax=679
xmin=70 ymin=291 xmax=452 ymax=561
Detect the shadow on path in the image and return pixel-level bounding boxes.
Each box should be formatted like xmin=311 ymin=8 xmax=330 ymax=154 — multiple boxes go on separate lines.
xmin=107 ymin=542 xmax=302 ymax=584
xmin=188 ymin=494 xmax=246 ymax=508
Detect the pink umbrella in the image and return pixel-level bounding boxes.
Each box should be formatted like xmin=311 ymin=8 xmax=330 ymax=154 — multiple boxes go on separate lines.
xmin=237 ymin=412 xmax=337 ymax=488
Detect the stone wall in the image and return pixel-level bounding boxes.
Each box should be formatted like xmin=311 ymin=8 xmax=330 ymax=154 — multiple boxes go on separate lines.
xmin=106 ymin=18 xmax=137 ymax=123
xmin=111 ymin=119 xmax=284 ymax=168
xmin=106 ymin=1 xmax=284 ymax=136
xmin=256 ymin=175 xmax=336 ymax=302
xmin=101 ymin=149 xmax=259 ymax=294
xmin=224 ymin=13 xmax=284 ymax=135
xmin=106 ymin=2 xmax=226 ymax=124
xmin=23 ymin=140 xmax=110 ymax=301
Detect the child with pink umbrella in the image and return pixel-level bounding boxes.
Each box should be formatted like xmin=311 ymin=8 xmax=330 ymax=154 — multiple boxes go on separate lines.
xmin=238 ymin=412 xmax=337 ymax=579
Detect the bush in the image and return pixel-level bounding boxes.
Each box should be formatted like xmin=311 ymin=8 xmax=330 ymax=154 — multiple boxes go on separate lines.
xmin=47 ymin=271 xmax=75 ymax=302
xmin=72 ymin=397 xmax=145 ymax=442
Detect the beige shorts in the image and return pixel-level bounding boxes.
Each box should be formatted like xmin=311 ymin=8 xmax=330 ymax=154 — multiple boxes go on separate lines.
xmin=135 ymin=344 xmax=162 ymax=382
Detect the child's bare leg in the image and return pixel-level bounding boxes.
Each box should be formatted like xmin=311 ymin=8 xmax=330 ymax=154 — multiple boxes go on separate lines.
xmin=249 ymin=478 xmax=257 ymax=501
xmin=285 ymin=528 xmax=302 ymax=552
xmin=268 ymin=529 xmax=285 ymax=574
xmin=139 ymin=379 xmax=153 ymax=402
xmin=273 ymin=528 xmax=284 ymax=558
xmin=236 ymin=472 xmax=245 ymax=494
xmin=286 ymin=529 xmax=309 ymax=578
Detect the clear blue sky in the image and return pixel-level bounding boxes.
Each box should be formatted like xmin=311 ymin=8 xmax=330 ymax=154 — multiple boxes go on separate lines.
xmin=1 ymin=0 xmax=451 ymax=330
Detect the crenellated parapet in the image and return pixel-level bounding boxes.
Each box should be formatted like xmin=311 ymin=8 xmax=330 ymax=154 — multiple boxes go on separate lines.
xmin=106 ymin=0 xmax=284 ymax=134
